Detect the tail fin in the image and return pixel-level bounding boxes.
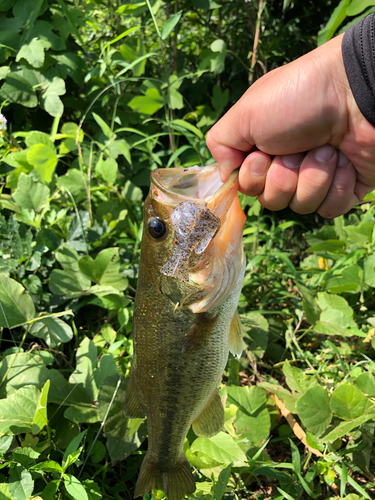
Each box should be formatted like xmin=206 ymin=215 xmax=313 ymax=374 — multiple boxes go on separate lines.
xmin=134 ymin=453 xmax=196 ymax=500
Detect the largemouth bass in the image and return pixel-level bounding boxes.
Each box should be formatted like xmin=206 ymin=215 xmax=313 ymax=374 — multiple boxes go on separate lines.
xmin=124 ymin=165 xmax=246 ymax=499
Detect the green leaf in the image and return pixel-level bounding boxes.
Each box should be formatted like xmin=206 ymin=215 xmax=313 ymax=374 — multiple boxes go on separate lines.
xmin=92 ymin=112 xmax=113 ymax=139
xmin=190 ymin=432 xmax=248 ymax=467
xmin=213 ymin=463 xmax=232 ymax=500
xmin=161 ymin=10 xmax=182 ymax=39
xmin=122 ymin=180 xmax=143 ymax=202
xmin=364 ymin=254 xmax=375 ymax=287
xmin=25 ymin=131 xmax=55 ymax=150
xmin=27 ymin=143 xmax=58 ymax=183
xmin=297 ymin=284 xmax=320 ymax=324
xmin=69 ymin=338 xmax=98 ymax=401
xmin=283 ymin=360 xmax=318 ymax=394
xmin=63 ymin=474 xmax=88 ymax=500
xmin=32 ymin=380 xmax=49 ymax=434
xmin=0 ymin=436 xmax=13 ymax=455
xmin=29 ymin=317 xmax=73 ymax=347
xmin=354 ymin=372 xmax=375 ymax=397
xmin=16 ymin=38 xmax=46 ymax=68
xmin=64 ymin=406 xmax=100 ymax=424
xmin=296 ymin=386 xmax=332 ymax=436
xmin=172 ymin=118 xmax=203 ymax=138
xmin=49 ymin=245 xmax=91 ymax=296
xmin=0 ymin=274 xmax=35 ymax=328
xmin=95 ymin=156 xmax=118 ymax=185
xmin=62 ymin=430 xmax=87 ymax=470
xmin=257 ymin=382 xmax=298 ymax=413
xmin=40 ymin=76 xmax=65 ymax=117
xmin=347 ymin=0 xmax=375 ymax=16
xmin=30 ymin=460 xmax=64 ymax=475
xmin=98 ymin=375 xmax=146 ymax=461
xmin=57 ymin=168 xmax=87 ymax=198
xmin=12 ymin=173 xmax=50 ymax=211
xmin=59 ymin=122 xmax=84 ymax=153
xmin=326 ymin=265 xmax=363 ymax=294
xmin=321 ymin=414 xmax=375 ymax=442
xmin=241 ymin=312 xmax=268 ymax=359
xmin=10 ymin=448 xmax=39 ymax=468
xmin=331 ymin=383 xmax=373 ymax=420
xmin=289 ymin=439 xmax=301 ymax=474
xmin=128 ymin=87 xmax=164 ymax=115
xmin=0 ymin=73 xmax=37 ymax=108
xmin=0 ymin=483 xmax=16 ymax=500
xmin=9 ymin=465 xmax=33 ymax=500
xmin=0 ymin=385 xmax=41 ymax=434
xmin=317 ymin=0 xmax=351 ymax=45
xmin=79 ymin=248 xmax=128 ymax=291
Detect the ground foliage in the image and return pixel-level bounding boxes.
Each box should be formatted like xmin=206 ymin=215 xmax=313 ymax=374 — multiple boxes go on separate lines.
xmin=0 ymin=0 xmax=375 ymax=499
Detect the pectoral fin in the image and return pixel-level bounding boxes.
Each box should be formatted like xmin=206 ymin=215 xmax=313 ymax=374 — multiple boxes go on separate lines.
xmin=182 ymin=313 xmax=216 ymax=352
xmin=228 ymin=310 xmax=243 ymax=358
xmin=192 ymin=390 xmax=224 ymax=437
xmin=124 ymin=370 xmax=144 ymax=418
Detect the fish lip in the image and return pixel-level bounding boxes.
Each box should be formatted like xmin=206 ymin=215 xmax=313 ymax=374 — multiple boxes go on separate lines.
xmin=150 ymin=165 xmax=239 ymax=207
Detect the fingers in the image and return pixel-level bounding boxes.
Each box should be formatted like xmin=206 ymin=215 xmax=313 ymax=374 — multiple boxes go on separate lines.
xmin=317 ymin=153 xmax=373 ymax=218
xmin=237 ymin=145 xmax=367 ymax=217
xmin=289 ymin=145 xmax=337 ymax=214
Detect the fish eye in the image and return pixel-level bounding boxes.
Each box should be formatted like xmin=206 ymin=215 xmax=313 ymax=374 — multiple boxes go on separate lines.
xmin=148 ymin=218 xmax=167 ymax=239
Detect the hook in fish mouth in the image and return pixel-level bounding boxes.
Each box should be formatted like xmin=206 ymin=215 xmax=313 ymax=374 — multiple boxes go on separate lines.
xmin=160 ymin=201 xmax=221 ymax=283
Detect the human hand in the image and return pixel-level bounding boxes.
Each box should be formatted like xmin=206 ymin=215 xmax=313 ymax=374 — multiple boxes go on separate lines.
xmin=206 ymin=34 xmax=375 ymax=218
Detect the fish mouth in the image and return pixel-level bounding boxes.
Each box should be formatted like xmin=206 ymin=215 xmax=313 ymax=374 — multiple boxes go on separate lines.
xmin=151 ymin=165 xmax=245 ymax=313
xmin=151 ymin=164 xmax=239 ymax=215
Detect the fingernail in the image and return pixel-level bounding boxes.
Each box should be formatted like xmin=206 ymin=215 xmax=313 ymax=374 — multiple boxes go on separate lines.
xmin=282 ymin=153 xmax=303 ymax=168
xmin=250 ymin=158 xmax=268 ymax=176
xmin=338 ymin=151 xmax=350 ymax=167
xmin=313 ymin=145 xmax=335 ymax=162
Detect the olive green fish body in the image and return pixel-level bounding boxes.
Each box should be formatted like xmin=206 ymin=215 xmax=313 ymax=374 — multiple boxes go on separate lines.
xmin=125 ymin=166 xmax=246 ymax=500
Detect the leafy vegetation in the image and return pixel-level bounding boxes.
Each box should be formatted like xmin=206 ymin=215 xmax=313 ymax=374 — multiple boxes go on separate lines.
xmin=0 ymin=0 xmax=375 ymax=499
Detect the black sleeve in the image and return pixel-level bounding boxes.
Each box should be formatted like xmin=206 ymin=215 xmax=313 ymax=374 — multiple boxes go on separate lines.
xmin=342 ymin=13 xmax=375 ymax=127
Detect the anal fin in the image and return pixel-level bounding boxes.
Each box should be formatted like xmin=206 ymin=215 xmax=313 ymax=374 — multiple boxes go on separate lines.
xmin=192 ymin=389 xmax=224 ymax=437
xmin=228 ymin=310 xmax=243 ymax=358
xmin=124 ymin=370 xmax=144 ymax=418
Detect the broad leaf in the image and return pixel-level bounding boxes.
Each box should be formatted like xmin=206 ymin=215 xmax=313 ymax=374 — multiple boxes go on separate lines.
xmin=27 ymin=143 xmax=58 ymax=183
xmin=331 ymin=383 xmax=373 ymax=420
xmin=78 ymin=248 xmax=128 ymax=291
xmin=321 ymin=414 xmax=375 ymax=443
xmin=30 ymin=316 xmax=73 ymax=347
xmin=296 ymin=386 xmax=332 ymax=436
xmin=12 ymin=173 xmax=50 ymax=211
xmin=0 ymin=385 xmax=41 ymax=434
xmin=0 ymin=274 xmax=35 ymax=328
xmin=0 ymin=73 xmax=37 ymax=107
xmin=128 ymin=88 xmax=164 ymax=115
xmin=95 ymin=156 xmax=118 ymax=185
xmin=354 ymin=372 xmax=375 ymax=397
xmin=98 ymin=375 xmax=146 ymax=461
xmin=190 ymin=432 xmax=247 ymax=467
xmin=9 ymin=465 xmax=33 ymax=500
xmin=63 ymin=474 xmax=88 ymax=500
xmin=40 ymin=76 xmax=65 ymax=117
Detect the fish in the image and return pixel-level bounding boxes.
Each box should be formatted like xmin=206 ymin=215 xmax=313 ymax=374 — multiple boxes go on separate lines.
xmin=124 ymin=164 xmax=246 ymax=500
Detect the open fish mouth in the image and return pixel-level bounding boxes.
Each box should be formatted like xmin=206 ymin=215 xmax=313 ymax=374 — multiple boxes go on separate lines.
xmin=151 ymin=165 xmax=246 ymax=313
